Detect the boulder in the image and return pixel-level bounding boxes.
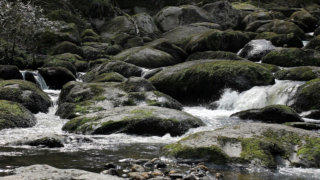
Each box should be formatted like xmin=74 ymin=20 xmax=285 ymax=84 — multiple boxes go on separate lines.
xmin=286 ymin=122 xmax=320 ymax=131
xmin=231 ymin=105 xmax=303 ymax=123
xmin=43 ymin=59 xmax=77 ymax=76
xmin=149 ymin=60 xmax=275 ymax=103
xmin=256 ymin=20 xmax=305 ymax=39
xmin=163 ymin=123 xmax=320 ymax=168
xmin=292 ymin=78 xmax=320 ymax=112
xmin=0 ymin=80 xmax=51 ymax=113
xmin=91 ymin=72 xmax=126 ymax=83
xmin=187 ymin=51 xmax=244 ymax=61
xmin=304 ymin=35 xmax=320 ymax=51
xmin=262 ymin=48 xmax=320 ymax=67
xmin=0 ymin=65 xmax=22 ymax=80
xmin=275 ymin=66 xmax=320 ymax=81
xmin=242 ymin=11 xmax=285 ymax=30
xmin=0 ymin=100 xmax=36 ymax=130
xmin=25 ymin=137 xmax=64 ymax=148
xmin=2 ymin=164 xmax=122 ymax=180
xmin=185 ymin=29 xmax=250 ymax=54
xmin=39 ymin=67 xmax=76 ymax=90
xmin=305 ymin=110 xmax=320 ymax=120
xmin=255 ymin=32 xmax=303 ymax=48
xmin=290 ymin=10 xmax=318 ymax=32
xmin=133 ymin=13 xmax=160 ymax=36
xmin=51 ymin=41 xmax=83 ymax=56
xmin=202 ymin=1 xmax=241 ymax=29
xmin=62 ymin=106 xmax=204 ymax=136
xmin=155 ymin=5 xmax=212 ymax=32
xmin=238 ymin=39 xmax=277 ymax=61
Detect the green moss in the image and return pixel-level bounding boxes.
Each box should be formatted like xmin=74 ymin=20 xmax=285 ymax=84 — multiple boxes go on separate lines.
xmin=92 ymin=72 xmax=125 ymax=83
xmin=51 ymin=41 xmax=83 ymax=56
xmin=0 ymin=100 xmax=25 ymax=117
xmin=130 ymin=109 xmax=154 ymax=117
xmin=275 ymin=67 xmax=319 ymax=81
xmin=298 ymin=137 xmax=320 ymax=165
xmin=62 ymin=116 xmax=101 ymax=133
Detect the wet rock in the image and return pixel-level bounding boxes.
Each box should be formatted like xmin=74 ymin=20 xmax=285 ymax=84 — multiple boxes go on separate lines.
xmin=128 ymin=172 xmax=150 ymax=180
xmin=122 ymin=77 xmax=155 ymax=92
xmin=242 ymin=11 xmax=284 ymax=30
xmin=185 ymin=29 xmax=250 ymax=54
xmin=0 ymin=65 xmax=22 ymax=80
xmin=23 ymin=71 xmax=37 ymax=85
xmin=238 ymin=39 xmax=277 ymax=62
xmin=275 ymin=66 xmax=320 ymax=81
xmin=290 ymin=10 xmax=318 ymax=32
xmin=102 ymin=168 xmax=119 ymax=176
xmin=131 ymin=164 xmax=145 ymax=172
xmin=142 ymin=68 xmax=163 ymax=79
xmin=105 ymin=163 xmax=117 ymax=170
xmin=305 ymin=110 xmax=320 ymax=120
xmin=262 ymin=48 xmax=320 ymax=67
xmin=231 ymin=105 xmax=303 ymax=123
xmin=292 ymin=78 xmax=320 ymax=112
xmin=1 ymin=164 xmax=122 ymax=180
xmin=256 ymin=32 xmax=303 ymax=48
xmin=187 ymin=51 xmax=243 ymax=61
xmin=163 ymin=123 xmax=320 ymax=169
xmin=26 ymin=137 xmax=64 ymax=148
xmin=39 ymin=67 xmax=76 ymax=90
xmin=285 ymin=122 xmax=320 ymax=131
xmin=0 ymin=80 xmax=51 ymax=113
xmin=43 ymin=59 xmax=77 ymax=76
xmin=62 ymin=106 xmax=204 ymax=136
xmin=202 ymin=1 xmax=241 ymax=29
xmin=304 ymin=35 xmax=320 ymax=51
xmin=315 ymin=26 xmax=320 ymax=36
xmin=133 ymin=13 xmax=160 ymax=37
xmin=155 ymin=5 xmax=211 ymax=32
xmin=150 ymin=60 xmax=274 ymax=103
xmin=0 ymin=100 xmax=36 ymax=131
xmin=91 ymin=72 xmax=126 ymax=83
xmin=256 ymin=20 xmax=305 ymax=39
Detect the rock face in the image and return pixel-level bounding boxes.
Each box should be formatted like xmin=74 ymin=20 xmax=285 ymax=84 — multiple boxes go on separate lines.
xmin=292 ymin=78 xmax=320 ymax=112
xmin=231 ymin=105 xmax=303 ymax=123
xmin=163 ymin=123 xmax=320 ymax=169
xmin=62 ymin=106 xmax=204 ymax=136
xmin=0 ymin=100 xmax=36 ymax=130
xmin=262 ymin=48 xmax=320 ymax=67
xmin=2 ymin=164 xmax=123 ymax=180
xmin=238 ymin=39 xmax=277 ymax=61
xmin=275 ymin=66 xmax=320 ymax=81
xmin=150 ymin=60 xmax=275 ymax=103
xmin=0 ymin=65 xmax=22 ymax=80
xmin=155 ymin=5 xmax=212 ymax=32
xmin=39 ymin=67 xmax=76 ymax=89
xmin=185 ymin=29 xmax=250 ymax=54
xmin=0 ymin=80 xmax=52 ymax=113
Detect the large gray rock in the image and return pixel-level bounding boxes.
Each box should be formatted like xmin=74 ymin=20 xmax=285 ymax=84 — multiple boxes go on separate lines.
xmin=238 ymin=39 xmax=277 ymax=61
xmin=163 ymin=123 xmax=320 ymax=168
xmin=62 ymin=106 xmax=204 ymax=136
xmin=2 ymin=164 xmax=122 ymax=180
xmin=39 ymin=67 xmax=76 ymax=90
xmin=256 ymin=20 xmax=305 ymax=39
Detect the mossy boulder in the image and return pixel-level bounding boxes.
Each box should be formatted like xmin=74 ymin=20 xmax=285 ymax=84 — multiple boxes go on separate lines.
xmin=0 ymin=80 xmax=51 ymax=113
xmin=91 ymin=72 xmax=126 ymax=83
xmin=114 ymin=47 xmax=178 ymax=68
xmin=43 ymin=59 xmax=77 ymax=76
xmin=39 ymin=67 xmax=76 ymax=90
xmin=255 ymin=32 xmax=303 ymax=48
xmin=149 ymin=60 xmax=275 ymax=103
xmin=82 ymin=61 xmax=142 ymax=82
xmin=256 ymin=20 xmax=305 ymax=39
xmin=238 ymin=39 xmax=277 ymax=61
xmin=0 ymin=100 xmax=36 ymax=130
xmin=242 ymin=11 xmax=285 ymax=30
xmin=133 ymin=13 xmax=160 ymax=37
xmin=231 ymin=105 xmax=303 ymax=123
xmin=187 ymin=51 xmax=243 ymax=61
xmin=275 ymin=66 xmax=320 ymax=81
xmin=62 ymin=106 xmax=204 ymax=136
xmin=185 ymin=29 xmax=250 ymax=54
xmin=290 ymin=10 xmax=318 ymax=32
xmin=285 ymin=122 xmax=320 ymax=131
xmin=292 ymin=78 xmax=320 ymax=112
xmin=163 ymin=123 xmax=320 ymax=168
xmin=304 ymin=35 xmax=320 ymax=51
xmin=155 ymin=5 xmax=212 ymax=32
xmin=0 ymin=65 xmax=23 ymax=80
xmin=262 ymin=48 xmax=320 ymax=67
xmin=51 ymin=41 xmax=83 ymax=56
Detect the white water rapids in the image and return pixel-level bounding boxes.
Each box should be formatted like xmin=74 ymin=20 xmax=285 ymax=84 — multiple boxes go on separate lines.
xmin=1 ymin=72 xmax=320 ymax=178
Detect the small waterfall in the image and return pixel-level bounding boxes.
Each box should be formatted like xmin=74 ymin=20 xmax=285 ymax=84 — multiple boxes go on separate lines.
xmin=20 ymin=71 xmax=49 ymax=90
xmin=215 ymin=80 xmax=304 ymax=111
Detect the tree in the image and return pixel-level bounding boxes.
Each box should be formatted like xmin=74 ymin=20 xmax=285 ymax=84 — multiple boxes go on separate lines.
xmin=0 ymin=0 xmax=60 ymax=62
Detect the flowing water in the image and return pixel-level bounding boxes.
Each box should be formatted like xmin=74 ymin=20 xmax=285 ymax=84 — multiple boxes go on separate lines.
xmin=0 ymin=72 xmax=319 ymax=179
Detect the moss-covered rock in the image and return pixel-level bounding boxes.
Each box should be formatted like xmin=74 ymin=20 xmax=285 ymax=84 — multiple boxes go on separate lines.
xmin=163 ymin=123 xmax=320 ymax=169
xmin=255 ymin=32 xmax=303 ymax=48
xmin=185 ymin=29 xmax=250 ymax=54
xmin=290 ymin=10 xmax=318 ymax=32
xmin=285 ymin=122 xmax=320 ymax=131
xmin=304 ymin=35 xmax=320 ymax=51
xmin=0 ymin=100 xmax=36 ymax=130
xmin=242 ymin=11 xmax=285 ymax=30
xmin=114 ymin=47 xmax=178 ymax=68
xmin=62 ymin=106 xmax=204 ymax=136
xmin=275 ymin=66 xmax=320 ymax=81
xmin=47 ymin=9 xmax=87 ymax=30
xmin=51 ymin=41 xmax=83 ymax=56
xmin=231 ymin=105 xmax=303 ymax=123
xmin=292 ymin=78 xmax=320 ymax=112
xmin=149 ymin=60 xmax=275 ymax=103
xmin=43 ymin=59 xmax=77 ymax=76
xmin=39 ymin=67 xmax=76 ymax=90
xmin=187 ymin=51 xmax=244 ymax=61
xmin=256 ymin=20 xmax=305 ymax=39
xmin=81 ymin=29 xmax=101 ymax=43
xmin=262 ymin=48 xmax=320 ymax=67
xmin=0 ymin=65 xmax=23 ymax=80
xmin=0 ymin=80 xmax=51 ymax=113
xmin=91 ymin=72 xmax=126 ymax=83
